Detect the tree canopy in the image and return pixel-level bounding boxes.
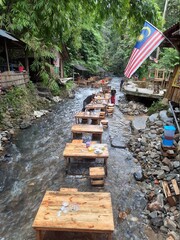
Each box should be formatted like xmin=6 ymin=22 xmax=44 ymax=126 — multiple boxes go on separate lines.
xmin=0 ymin=0 xmax=178 ymax=80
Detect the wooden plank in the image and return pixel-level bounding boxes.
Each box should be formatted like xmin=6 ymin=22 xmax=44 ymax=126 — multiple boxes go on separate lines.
xmin=72 ymin=139 xmax=83 ymax=143
xmin=91 ymin=179 xmax=104 ymax=186
xmin=60 ymin=188 xmax=78 ymax=192
xmin=162 ymin=181 xmax=172 ymax=198
xmin=171 ymin=179 xmax=180 ymax=196
xmin=71 ymin=124 xmax=103 ymax=134
xmin=162 ymin=181 xmax=176 ymax=206
xmin=32 ymin=191 xmax=114 ymax=233
xmin=89 ymin=167 xmax=105 ymax=178
xmin=63 ymin=143 xmax=108 ymax=158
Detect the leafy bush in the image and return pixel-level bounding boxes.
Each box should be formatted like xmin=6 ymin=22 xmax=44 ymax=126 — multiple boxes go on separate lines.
xmin=148 ymin=100 xmax=168 ymax=115
xmin=65 ymin=80 xmax=74 ymax=90
xmin=49 ymin=80 xmax=60 ymax=96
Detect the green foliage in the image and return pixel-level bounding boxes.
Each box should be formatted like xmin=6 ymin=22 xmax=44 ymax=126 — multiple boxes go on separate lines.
xmin=49 ymin=80 xmax=60 ymax=96
xmin=0 ymin=85 xmax=33 ymax=117
xmin=150 ymin=48 xmax=180 ymax=70
xmin=0 ymin=0 xmax=166 ymax=81
xmin=65 ymin=81 xmax=74 ymax=90
xmin=148 ymin=100 xmax=168 ymax=115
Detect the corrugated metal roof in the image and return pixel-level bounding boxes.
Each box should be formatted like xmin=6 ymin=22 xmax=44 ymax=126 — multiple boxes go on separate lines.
xmin=73 ymin=64 xmax=88 ymax=71
xmin=161 ymin=22 xmax=180 ymax=52
xmin=97 ymin=67 xmax=106 ymax=72
xmin=0 ymin=29 xmax=18 ymax=41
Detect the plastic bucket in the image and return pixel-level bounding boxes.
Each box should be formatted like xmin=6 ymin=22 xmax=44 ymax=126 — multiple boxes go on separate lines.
xmin=162 ymin=138 xmax=173 ymax=147
xmin=164 ymin=125 xmax=176 ymax=140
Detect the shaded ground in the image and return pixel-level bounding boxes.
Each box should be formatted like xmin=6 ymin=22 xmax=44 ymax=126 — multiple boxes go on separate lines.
xmin=0 ymin=77 xmax=163 ymax=240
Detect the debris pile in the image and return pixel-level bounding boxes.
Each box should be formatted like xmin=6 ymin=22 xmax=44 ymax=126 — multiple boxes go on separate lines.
xmin=128 ymin=111 xmax=180 ymax=239
xmin=119 ymin=100 xmax=148 ymax=115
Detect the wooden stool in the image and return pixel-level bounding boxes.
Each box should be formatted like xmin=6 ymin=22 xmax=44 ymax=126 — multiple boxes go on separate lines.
xmin=100 ymin=111 xmax=106 ymax=119
xmin=107 ymin=106 xmax=114 ymax=116
xmin=72 ymin=139 xmax=83 ymax=143
xmin=101 ymin=119 xmax=108 ymax=128
xmin=89 ymin=167 xmax=105 ymax=186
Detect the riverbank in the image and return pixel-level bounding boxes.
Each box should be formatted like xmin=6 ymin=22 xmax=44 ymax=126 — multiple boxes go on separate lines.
xmin=118 ymin=99 xmax=180 ymax=240
xmin=0 ymin=77 xmax=179 ymax=240
xmin=0 ymin=81 xmax=76 ymax=155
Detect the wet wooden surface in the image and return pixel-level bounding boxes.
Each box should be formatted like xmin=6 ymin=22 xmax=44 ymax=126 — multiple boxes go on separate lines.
xmin=71 ymin=124 xmax=103 ymax=134
xmin=75 ymin=112 xmax=101 ymax=124
xmin=85 ymin=103 xmax=106 ymax=111
xmin=63 ymin=143 xmax=109 ymax=175
xmin=63 ymin=143 xmax=108 ymax=158
xmin=32 ymin=191 xmax=114 ymax=240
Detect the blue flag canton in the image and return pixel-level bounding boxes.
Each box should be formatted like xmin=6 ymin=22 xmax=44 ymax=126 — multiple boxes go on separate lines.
xmin=135 ymin=22 xmax=156 ymax=49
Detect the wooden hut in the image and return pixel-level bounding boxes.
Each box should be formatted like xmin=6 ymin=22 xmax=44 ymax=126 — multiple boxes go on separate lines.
xmin=0 ymin=29 xmax=30 ymax=88
xmin=160 ymin=23 xmax=180 ymax=104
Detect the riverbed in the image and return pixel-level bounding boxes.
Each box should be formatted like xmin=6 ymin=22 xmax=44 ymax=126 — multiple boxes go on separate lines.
xmin=1 ymin=77 xmax=152 ymax=240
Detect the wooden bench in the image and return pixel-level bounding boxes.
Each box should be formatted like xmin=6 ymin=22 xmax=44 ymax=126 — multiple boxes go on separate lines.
xmin=89 ymin=167 xmax=105 ymax=186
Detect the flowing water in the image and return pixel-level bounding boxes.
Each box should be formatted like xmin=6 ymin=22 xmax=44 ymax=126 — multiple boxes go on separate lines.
xmin=0 ymin=77 xmax=149 ymax=240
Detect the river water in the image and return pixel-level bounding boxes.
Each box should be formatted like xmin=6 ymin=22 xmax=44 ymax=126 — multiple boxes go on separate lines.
xmin=1 ymin=77 xmax=149 ymax=240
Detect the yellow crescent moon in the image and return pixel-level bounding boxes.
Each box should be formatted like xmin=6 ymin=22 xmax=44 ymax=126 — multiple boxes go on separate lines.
xmin=142 ymin=26 xmax=151 ymax=37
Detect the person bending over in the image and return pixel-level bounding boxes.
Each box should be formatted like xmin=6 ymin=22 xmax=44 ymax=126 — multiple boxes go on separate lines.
xmin=82 ymin=94 xmax=95 ymax=111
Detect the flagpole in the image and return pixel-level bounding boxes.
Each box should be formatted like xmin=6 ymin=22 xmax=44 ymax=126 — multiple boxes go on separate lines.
xmin=145 ymin=20 xmax=178 ymax=52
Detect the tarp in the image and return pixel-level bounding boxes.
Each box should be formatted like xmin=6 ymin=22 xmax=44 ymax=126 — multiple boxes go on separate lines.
xmin=0 ymin=29 xmax=18 ymax=41
xmin=73 ymin=64 xmax=88 ymax=71
xmin=97 ymin=67 xmax=106 ymax=72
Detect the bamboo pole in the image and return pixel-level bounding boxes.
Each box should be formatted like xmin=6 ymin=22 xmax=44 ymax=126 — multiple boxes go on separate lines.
xmin=4 ymin=39 xmax=10 ymax=72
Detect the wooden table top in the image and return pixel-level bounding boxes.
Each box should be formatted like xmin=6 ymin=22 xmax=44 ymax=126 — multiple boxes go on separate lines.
xmin=95 ymin=96 xmax=110 ymax=101
xmin=32 ymin=191 xmax=114 ymax=232
xmin=71 ymin=124 xmax=103 ymax=133
xmin=63 ymin=143 xmax=109 ymax=158
xmin=85 ymin=103 xmax=106 ymax=110
xmin=75 ymin=112 xmax=100 ymax=119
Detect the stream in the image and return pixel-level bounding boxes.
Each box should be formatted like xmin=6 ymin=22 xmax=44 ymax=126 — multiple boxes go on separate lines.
xmin=0 ymin=77 xmax=149 ymax=240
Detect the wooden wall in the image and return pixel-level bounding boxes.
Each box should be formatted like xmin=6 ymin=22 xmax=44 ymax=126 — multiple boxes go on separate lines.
xmin=0 ymin=71 xmax=29 ymax=88
xmin=165 ymin=65 xmax=180 ymax=104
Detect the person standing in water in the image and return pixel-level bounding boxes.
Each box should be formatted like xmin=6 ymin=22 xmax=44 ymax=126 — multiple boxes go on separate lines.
xmin=110 ymin=88 xmax=116 ymax=104
xmin=120 ymin=78 xmax=124 ymax=91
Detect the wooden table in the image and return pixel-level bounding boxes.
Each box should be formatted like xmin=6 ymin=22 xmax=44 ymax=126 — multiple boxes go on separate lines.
xmin=95 ymin=96 xmax=110 ymax=103
xmin=63 ymin=142 xmax=109 ymax=174
xmin=85 ymin=103 xmax=106 ymax=112
xmin=32 ymin=190 xmax=114 ymax=240
xmin=71 ymin=124 xmax=103 ymax=143
xmin=75 ymin=111 xmax=101 ymax=124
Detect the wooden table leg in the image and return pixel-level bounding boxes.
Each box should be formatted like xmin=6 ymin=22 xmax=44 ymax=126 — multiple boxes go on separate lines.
xmin=36 ymin=230 xmax=42 ymax=240
xmin=65 ymin=157 xmax=69 ymax=174
xmin=100 ymin=134 xmax=102 ymax=143
xmin=104 ymin=158 xmax=107 ymax=176
xmin=107 ymin=233 xmax=112 ymax=240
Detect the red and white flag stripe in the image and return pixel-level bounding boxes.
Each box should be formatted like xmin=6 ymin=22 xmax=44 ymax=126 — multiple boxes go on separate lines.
xmin=124 ymin=24 xmax=165 ymax=78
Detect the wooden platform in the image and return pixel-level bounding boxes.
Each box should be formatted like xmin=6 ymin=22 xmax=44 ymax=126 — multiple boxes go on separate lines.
xmin=32 ymin=191 xmax=114 ymax=240
xmin=75 ymin=112 xmax=101 ymax=124
xmin=71 ymin=124 xmax=103 ymax=143
xmin=63 ymin=143 xmax=109 ymax=175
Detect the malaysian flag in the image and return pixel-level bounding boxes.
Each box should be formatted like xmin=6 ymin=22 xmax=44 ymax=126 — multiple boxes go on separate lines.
xmin=124 ymin=21 xmax=165 ymax=78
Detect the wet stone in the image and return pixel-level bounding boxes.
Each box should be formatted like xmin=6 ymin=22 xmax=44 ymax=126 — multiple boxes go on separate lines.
xmin=111 ymin=137 xmax=126 ymax=148
xmin=150 ymin=216 xmax=164 ymax=228
xmin=133 ymin=170 xmax=144 ymax=181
